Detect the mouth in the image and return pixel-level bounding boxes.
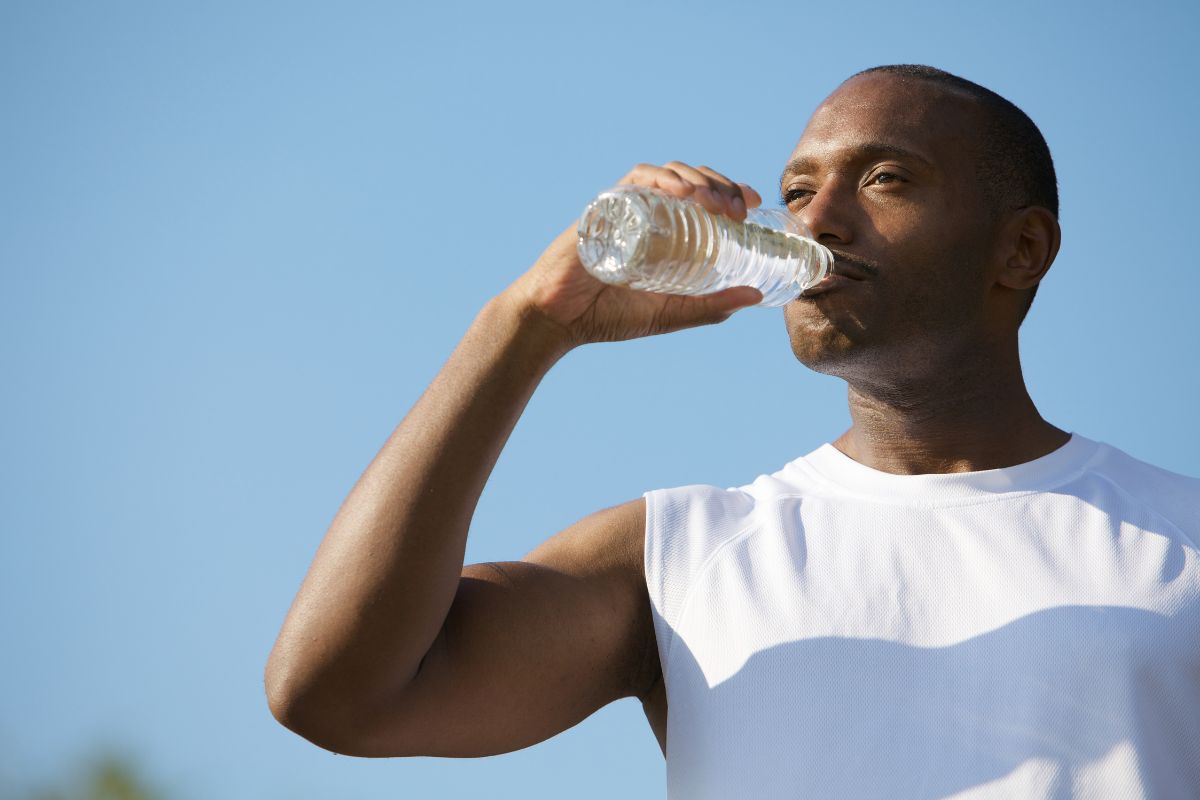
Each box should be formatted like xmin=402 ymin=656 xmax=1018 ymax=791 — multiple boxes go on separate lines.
xmin=799 ymin=250 xmax=877 ymax=297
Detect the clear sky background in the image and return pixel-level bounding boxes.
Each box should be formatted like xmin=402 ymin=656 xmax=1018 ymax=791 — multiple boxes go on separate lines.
xmin=2 ymin=1 xmax=1198 ymax=798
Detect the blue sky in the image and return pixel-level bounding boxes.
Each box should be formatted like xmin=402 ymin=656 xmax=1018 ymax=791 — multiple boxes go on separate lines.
xmin=2 ymin=1 xmax=1198 ymax=797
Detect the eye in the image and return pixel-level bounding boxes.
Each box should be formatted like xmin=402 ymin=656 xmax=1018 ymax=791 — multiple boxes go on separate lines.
xmin=868 ymin=170 xmax=906 ymax=186
xmin=779 ymin=187 xmax=814 ymax=207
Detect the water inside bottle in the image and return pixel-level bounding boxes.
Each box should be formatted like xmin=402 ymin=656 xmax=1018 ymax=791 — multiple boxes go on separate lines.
xmin=577 ymin=187 xmax=830 ymax=306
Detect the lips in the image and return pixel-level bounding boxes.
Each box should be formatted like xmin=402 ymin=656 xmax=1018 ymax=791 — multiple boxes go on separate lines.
xmin=829 ymin=251 xmax=876 ymax=281
xmin=799 ymin=251 xmax=875 ymax=297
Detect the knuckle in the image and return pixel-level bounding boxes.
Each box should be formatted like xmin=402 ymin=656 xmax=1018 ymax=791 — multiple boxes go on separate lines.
xmin=623 ymin=163 xmax=661 ymax=185
xmin=700 ymin=167 xmax=736 ymax=193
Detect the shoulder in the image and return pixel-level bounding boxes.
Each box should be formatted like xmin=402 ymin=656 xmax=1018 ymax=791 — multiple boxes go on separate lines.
xmin=644 ymin=463 xmax=809 ymax=557
xmin=1082 ymin=438 xmax=1200 ymax=539
xmin=520 ymin=498 xmax=658 ymax=698
xmin=1086 ymin=440 xmax=1199 ymax=502
xmin=523 ymin=498 xmax=648 ymax=587
xmin=645 ymin=456 xmax=816 ymax=522
xmin=642 ymin=458 xmax=817 ymax=601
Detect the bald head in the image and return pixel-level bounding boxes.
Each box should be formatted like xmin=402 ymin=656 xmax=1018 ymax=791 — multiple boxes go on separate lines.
xmin=836 ymin=66 xmax=1057 ymax=320
xmin=849 ymin=65 xmax=1058 ymax=220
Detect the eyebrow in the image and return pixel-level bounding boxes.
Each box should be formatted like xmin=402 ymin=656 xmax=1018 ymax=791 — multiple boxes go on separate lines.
xmin=779 ymin=143 xmax=935 ymax=186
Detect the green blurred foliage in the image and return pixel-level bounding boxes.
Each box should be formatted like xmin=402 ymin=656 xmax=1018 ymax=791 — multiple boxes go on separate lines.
xmin=21 ymin=755 xmax=164 ymax=800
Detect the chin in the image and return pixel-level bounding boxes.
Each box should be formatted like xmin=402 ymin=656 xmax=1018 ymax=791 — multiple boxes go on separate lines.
xmin=791 ymin=342 xmax=866 ymax=379
xmin=785 ymin=303 xmax=872 ymax=376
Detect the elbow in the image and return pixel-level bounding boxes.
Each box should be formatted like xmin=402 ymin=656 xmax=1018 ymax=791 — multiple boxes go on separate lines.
xmin=267 ymin=699 xmax=357 ymax=756
xmin=266 ymin=685 xmax=370 ymax=756
xmin=264 ymin=665 xmax=307 ymax=740
xmin=264 ymin=660 xmax=415 ymax=758
xmin=264 ymin=659 xmax=363 ymax=756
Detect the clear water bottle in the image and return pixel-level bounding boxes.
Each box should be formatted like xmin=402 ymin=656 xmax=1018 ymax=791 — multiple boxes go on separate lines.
xmin=576 ymin=185 xmax=833 ymax=307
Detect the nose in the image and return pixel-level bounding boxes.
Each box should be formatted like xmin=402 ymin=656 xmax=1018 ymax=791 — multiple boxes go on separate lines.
xmin=796 ymin=180 xmax=853 ymax=246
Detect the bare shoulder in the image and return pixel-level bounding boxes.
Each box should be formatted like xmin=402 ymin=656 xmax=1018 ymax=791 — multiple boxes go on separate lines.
xmin=518 ymin=497 xmax=660 ymax=699
xmin=521 ymin=498 xmax=647 ymax=590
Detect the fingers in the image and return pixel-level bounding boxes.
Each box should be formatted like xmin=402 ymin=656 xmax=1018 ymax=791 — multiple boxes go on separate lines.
xmin=617 ymin=162 xmax=761 ymax=222
xmin=617 ymin=163 xmax=695 ymax=196
xmin=670 ymin=163 xmax=745 ymax=221
xmin=736 ymin=182 xmax=763 ymax=210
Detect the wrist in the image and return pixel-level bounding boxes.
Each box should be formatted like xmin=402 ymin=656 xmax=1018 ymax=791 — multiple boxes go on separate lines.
xmin=482 ymin=289 xmax=576 ymax=370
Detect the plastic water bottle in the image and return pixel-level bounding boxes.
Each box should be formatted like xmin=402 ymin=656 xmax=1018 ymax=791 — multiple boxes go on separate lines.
xmin=576 ymin=185 xmax=833 ymax=307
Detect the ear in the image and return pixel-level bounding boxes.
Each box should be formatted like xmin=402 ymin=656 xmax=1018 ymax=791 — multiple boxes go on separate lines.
xmin=995 ymin=206 xmax=1060 ymax=290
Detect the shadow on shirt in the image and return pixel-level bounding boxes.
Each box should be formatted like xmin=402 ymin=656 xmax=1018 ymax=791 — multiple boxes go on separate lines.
xmin=664 ymin=603 xmax=1200 ymax=798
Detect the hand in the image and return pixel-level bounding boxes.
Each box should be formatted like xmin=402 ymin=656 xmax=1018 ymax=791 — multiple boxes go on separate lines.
xmin=503 ymin=162 xmax=765 ymax=352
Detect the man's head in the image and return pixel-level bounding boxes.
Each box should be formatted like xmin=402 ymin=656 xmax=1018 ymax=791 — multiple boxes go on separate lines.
xmin=782 ymin=65 xmax=1060 ymax=388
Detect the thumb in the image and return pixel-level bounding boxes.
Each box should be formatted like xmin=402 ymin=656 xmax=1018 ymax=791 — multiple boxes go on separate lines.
xmin=662 ymin=285 xmax=763 ymax=330
xmin=706 ymin=285 xmax=764 ymax=316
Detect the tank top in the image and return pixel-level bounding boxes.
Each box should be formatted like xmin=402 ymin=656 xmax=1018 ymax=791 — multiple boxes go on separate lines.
xmin=643 ymin=434 xmax=1200 ymax=798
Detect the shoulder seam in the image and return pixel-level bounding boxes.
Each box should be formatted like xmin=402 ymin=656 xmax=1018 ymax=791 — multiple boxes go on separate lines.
xmin=662 ymin=507 xmax=771 ymax=670
xmin=1085 ymin=465 xmax=1200 ymax=553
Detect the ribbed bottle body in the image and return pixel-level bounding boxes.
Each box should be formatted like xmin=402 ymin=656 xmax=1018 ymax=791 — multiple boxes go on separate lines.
xmin=576 ymin=185 xmax=832 ymax=307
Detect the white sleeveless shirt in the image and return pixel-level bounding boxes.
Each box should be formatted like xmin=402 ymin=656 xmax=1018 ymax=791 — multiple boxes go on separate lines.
xmin=644 ymin=435 xmax=1200 ymax=799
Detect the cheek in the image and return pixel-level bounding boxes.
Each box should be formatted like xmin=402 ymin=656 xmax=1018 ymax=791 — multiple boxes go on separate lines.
xmin=872 ymin=213 xmax=988 ymax=298
xmin=895 ymin=247 xmax=994 ymax=330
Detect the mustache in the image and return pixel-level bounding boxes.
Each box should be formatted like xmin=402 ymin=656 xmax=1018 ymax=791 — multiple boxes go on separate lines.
xmin=828 ymin=248 xmax=880 ymax=277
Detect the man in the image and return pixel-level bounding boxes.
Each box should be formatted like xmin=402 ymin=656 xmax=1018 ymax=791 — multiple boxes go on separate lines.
xmin=266 ymin=66 xmax=1200 ymax=797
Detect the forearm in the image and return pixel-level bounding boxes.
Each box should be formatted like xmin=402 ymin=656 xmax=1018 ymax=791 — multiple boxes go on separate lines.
xmin=266 ymin=290 xmax=570 ymax=730
xmin=266 ymin=164 xmax=762 ymax=748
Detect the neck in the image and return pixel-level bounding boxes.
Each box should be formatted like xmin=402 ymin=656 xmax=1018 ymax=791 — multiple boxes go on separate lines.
xmin=832 ymin=337 xmax=1069 ymax=475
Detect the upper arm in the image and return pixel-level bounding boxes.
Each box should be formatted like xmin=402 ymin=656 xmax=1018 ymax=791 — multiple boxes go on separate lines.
xmin=349 ymin=498 xmax=659 ymax=758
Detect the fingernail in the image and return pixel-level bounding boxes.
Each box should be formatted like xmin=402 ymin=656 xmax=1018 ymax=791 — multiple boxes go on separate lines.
xmin=732 ymin=195 xmax=746 ymax=218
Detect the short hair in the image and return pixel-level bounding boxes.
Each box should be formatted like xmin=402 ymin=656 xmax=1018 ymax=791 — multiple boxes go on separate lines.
xmin=849 ymin=65 xmax=1057 ymax=319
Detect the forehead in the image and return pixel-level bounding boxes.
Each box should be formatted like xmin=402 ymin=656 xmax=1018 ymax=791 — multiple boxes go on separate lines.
xmin=785 ymin=74 xmax=981 ymax=178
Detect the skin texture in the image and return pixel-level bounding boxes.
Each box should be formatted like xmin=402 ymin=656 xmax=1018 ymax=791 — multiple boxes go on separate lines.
xmin=781 ymin=73 xmax=1065 ymax=472
xmin=265 ymin=73 xmax=1065 ymax=761
xmin=263 ymin=163 xmax=759 ymax=757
